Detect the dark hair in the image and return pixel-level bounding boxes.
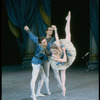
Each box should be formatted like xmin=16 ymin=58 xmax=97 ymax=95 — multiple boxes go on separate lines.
xmin=46 ymin=26 xmax=52 ymax=31
xmin=52 ymin=30 xmax=55 ymax=37
xmin=46 ymin=26 xmax=55 ymax=37
xmin=38 ymin=37 xmax=46 ymax=43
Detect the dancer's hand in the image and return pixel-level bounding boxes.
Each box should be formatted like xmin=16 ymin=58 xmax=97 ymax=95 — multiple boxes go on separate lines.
xmin=24 ymin=26 xmax=30 ymax=31
xmin=51 ymin=25 xmax=57 ymax=31
xmin=62 ymin=47 xmax=66 ymax=51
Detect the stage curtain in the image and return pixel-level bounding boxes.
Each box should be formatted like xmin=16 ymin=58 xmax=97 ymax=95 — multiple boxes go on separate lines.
xmin=4 ymin=0 xmax=51 ymax=52
xmin=90 ymin=0 xmax=99 ymax=48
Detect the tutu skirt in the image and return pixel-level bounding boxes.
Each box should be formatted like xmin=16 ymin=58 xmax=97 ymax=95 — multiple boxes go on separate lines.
xmin=49 ymin=39 xmax=76 ymax=70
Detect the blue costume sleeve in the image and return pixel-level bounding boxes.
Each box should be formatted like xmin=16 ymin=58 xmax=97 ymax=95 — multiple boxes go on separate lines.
xmin=50 ymin=37 xmax=55 ymax=43
xmin=27 ymin=31 xmax=38 ymax=44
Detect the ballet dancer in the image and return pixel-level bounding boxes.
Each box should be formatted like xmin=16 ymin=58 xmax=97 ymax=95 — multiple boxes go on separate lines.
xmin=24 ymin=26 xmax=51 ymax=100
xmin=43 ymin=25 xmax=62 ymax=95
xmin=49 ymin=11 xmax=76 ymax=96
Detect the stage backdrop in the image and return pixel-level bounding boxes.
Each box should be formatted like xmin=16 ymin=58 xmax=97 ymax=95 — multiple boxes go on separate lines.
xmin=4 ymin=0 xmax=51 ymax=53
xmin=90 ymin=0 xmax=99 ymax=48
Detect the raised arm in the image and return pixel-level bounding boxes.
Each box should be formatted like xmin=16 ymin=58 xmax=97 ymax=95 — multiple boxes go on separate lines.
xmin=24 ymin=26 xmax=31 ymax=33
xmin=51 ymin=25 xmax=60 ymax=49
xmin=24 ymin=25 xmax=38 ymax=44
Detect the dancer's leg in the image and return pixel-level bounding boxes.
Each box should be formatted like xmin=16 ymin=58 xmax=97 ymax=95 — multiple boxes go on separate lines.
xmin=43 ymin=61 xmax=51 ymax=95
xmin=61 ymin=70 xmax=66 ymax=96
xmin=65 ymin=11 xmax=71 ymax=42
xmin=53 ymin=69 xmax=62 ymax=89
xmin=30 ymin=63 xmax=40 ymax=100
xmin=36 ymin=65 xmax=46 ymax=97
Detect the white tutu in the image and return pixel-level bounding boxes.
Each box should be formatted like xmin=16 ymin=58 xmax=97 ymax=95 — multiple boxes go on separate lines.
xmin=49 ymin=39 xmax=76 ymax=70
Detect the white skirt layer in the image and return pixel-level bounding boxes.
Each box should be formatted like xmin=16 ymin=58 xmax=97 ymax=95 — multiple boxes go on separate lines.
xmin=49 ymin=39 xmax=76 ymax=70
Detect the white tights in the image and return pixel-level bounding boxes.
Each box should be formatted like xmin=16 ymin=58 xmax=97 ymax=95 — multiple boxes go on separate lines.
xmin=44 ymin=61 xmax=66 ymax=96
xmin=59 ymin=11 xmax=71 ymax=96
xmin=61 ymin=70 xmax=66 ymax=96
xmin=53 ymin=69 xmax=62 ymax=88
xmin=65 ymin=11 xmax=71 ymax=41
xmin=30 ymin=63 xmax=45 ymax=100
xmin=43 ymin=61 xmax=62 ymax=94
xmin=43 ymin=61 xmax=51 ymax=94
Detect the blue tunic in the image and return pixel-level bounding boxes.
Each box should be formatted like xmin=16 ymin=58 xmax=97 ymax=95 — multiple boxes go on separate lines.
xmin=43 ymin=37 xmax=55 ymax=61
xmin=46 ymin=37 xmax=55 ymax=44
xmin=27 ymin=31 xmax=49 ymax=65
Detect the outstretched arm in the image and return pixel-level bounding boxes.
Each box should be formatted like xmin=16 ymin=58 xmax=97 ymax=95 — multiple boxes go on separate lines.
xmin=65 ymin=11 xmax=71 ymax=42
xmin=24 ymin=25 xmax=38 ymax=44
xmin=24 ymin=26 xmax=31 ymax=33
xmin=52 ymin=25 xmax=60 ymax=49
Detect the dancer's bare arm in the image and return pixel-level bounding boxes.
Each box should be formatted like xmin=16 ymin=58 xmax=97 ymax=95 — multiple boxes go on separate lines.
xmin=24 ymin=26 xmax=31 ymax=33
xmin=52 ymin=25 xmax=60 ymax=49
xmin=53 ymin=47 xmax=67 ymax=62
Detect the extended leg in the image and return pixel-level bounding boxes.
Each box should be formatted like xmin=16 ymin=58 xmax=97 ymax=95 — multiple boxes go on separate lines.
xmin=30 ymin=63 xmax=40 ymax=100
xmin=65 ymin=11 xmax=71 ymax=42
xmin=61 ymin=70 xmax=66 ymax=96
xmin=36 ymin=65 xmax=46 ymax=97
xmin=43 ymin=61 xmax=51 ymax=95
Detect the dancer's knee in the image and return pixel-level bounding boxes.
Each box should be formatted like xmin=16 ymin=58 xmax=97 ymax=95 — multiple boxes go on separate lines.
xmin=41 ymin=74 xmax=46 ymax=80
xmin=30 ymin=78 xmax=36 ymax=86
xmin=46 ymin=72 xmax=49 ymax=78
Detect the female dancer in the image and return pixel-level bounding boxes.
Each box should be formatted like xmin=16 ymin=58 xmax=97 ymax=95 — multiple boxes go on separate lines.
xmin=49 ymin=11 xmax=76 ymax=96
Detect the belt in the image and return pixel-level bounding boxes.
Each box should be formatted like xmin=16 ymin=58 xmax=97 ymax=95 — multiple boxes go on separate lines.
xmin=35 ymin=55 xmax=44 ymax=60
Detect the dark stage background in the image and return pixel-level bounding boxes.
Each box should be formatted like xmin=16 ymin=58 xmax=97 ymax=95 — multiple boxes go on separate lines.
xmin=51 ymin=0 xmax=90 ymax=65
xmin=1 ymin=0 xmax=90 ymax=65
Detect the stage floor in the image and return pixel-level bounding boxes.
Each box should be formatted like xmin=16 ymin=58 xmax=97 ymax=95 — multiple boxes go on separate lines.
xmin=2 ymin=65 xmax=99 ymax=100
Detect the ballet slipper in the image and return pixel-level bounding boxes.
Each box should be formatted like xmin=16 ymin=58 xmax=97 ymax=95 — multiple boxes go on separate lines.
xmin=36 ymin=93 xmax=45 ymax=97
xmin=46 ymin=90 xmax=51 ymax=95
xmin=65 ymin=11 xmax=71 ymax=21
xmin=30 ymin=95 xmax=37 ymax=100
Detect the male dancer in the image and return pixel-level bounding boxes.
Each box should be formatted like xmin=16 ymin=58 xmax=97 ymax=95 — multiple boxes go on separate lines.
xmin=24 ymin=26 xmax=51 ymax=100
xmin=43 ymin=26 xmax=62 ymax=95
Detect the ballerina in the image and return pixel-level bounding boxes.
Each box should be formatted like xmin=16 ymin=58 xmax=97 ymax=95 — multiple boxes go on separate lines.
xmin=49 ymin=11 xmax=76 ymax=96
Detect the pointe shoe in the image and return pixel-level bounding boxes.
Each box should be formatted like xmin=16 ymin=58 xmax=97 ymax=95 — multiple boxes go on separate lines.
xmin=65 ymin=11 xmax=71 ymax=21
xmin=30 ymin=95 xmax=37 ymax=100
xmin=36 ymin=93 xmax=45 ymax=97
xmin=46 ymin=89 xmax=51 ymax=95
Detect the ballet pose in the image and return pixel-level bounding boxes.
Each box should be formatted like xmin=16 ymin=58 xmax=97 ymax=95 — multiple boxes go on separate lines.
xmin=24 ymin=26 xmax=51 ymax=100
xmin=49 ymin=11 xmax=76 ymax=96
